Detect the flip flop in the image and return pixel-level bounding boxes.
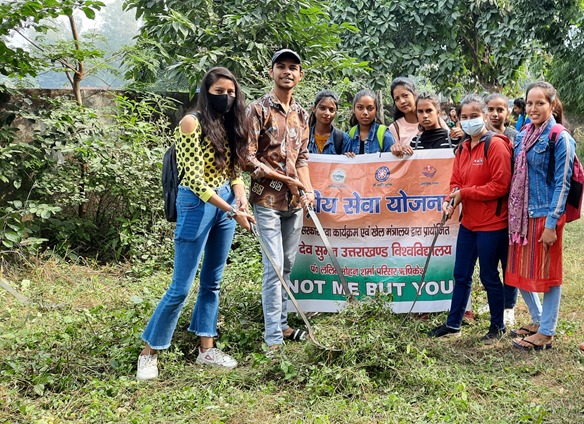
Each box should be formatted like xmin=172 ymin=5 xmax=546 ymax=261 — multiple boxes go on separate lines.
xmin=284 ymin=328 xmax=307 ymax=342
xmin=510 ymin=326 xmax=538 ymax=338
xmin=579 ymin=342 xmax=584 ymax=352
xmin=512 ymin=338 xmax=552 ymax=351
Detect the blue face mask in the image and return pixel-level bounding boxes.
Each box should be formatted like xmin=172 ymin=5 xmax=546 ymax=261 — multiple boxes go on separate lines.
xmin=460 ymin=117 xmax=485 ymax=136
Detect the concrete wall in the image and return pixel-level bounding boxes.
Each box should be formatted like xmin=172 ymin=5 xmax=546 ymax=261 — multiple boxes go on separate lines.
xmin=0 ymin=88 xmax=198 ymax=141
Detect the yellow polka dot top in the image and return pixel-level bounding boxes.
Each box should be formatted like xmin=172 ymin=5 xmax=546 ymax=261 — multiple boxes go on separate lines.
xmin=175 ymin=116 xmax=243 ymax=202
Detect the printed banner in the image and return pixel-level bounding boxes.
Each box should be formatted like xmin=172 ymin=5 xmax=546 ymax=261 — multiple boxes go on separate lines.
xmin=288 ymin=150 xmax=458 ymax=313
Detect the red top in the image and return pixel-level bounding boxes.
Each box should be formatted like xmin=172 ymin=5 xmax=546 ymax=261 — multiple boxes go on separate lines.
xmin=449 ymin=134 xmax=512 ymax=231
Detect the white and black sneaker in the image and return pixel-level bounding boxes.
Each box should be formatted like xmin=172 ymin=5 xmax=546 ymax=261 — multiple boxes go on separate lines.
xmin=428 ymin=324 xmax=462 ymax=338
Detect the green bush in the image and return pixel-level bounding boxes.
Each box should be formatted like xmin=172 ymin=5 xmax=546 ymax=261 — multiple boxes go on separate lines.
xmin=0 ymin=89 xmax=177 ymax=265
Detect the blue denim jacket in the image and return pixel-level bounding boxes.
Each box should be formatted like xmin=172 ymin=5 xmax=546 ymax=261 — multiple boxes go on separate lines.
xmin=308 ymin=125 xmax=351 ymax=155
xmin=514 ymin=117 xmax=576 ymax=229
xmin=345 ymin=122 xmax=395 ymax=154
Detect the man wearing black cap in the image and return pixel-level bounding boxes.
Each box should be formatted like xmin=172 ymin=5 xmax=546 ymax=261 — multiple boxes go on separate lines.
xmin=247 ymin=49 xmax=315 ymax=355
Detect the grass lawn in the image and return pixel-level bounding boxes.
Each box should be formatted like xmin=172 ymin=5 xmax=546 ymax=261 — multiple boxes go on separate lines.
xmin=1 ymin=221 xmax=583 ymax=423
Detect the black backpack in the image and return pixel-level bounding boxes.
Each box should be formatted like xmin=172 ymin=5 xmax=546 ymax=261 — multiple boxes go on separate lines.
xmin=162 ymin=112 xmax=202 ymax=222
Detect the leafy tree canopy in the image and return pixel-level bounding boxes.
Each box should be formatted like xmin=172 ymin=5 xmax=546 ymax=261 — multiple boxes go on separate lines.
xmin=122 ymin=0 xmax=367 ymax=97
xmin=331 ymin=0 xmax=583 ymax=94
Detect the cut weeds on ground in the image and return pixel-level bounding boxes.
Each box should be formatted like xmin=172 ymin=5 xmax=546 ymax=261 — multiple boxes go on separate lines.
xmin=1 ymin=220 xmax=583 ymax=423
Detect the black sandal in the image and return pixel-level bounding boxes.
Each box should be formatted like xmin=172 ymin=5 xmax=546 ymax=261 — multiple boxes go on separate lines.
xmin=284 ymin=328 xmax=307 ymax=341
xmin=510 ymin=326 xmax=538 ymax=338
xmin=512 ymin=338 xmax=553 ymax=351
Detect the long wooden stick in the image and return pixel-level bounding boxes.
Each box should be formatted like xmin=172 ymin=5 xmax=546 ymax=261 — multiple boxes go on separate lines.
xmin=0 ymin=278 xmax=31 ymax=304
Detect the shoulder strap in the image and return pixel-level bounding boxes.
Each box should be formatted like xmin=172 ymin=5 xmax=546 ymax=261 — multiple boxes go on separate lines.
xmin=413 ymin=134 xmax=422 ymax=150
xmin=482 ymin=131 xmax=495 ymax=160
xmin=377 ymin=125 xmax=387 ymax=150
xmin=188 ymin=111 xmax=205 ymax=137
xmin=333 ymin=128 xmax=345 ymax=155
xmin=547 ymin=124 xmax=567 ymax=184
xmin=456 ymin=142 xmax=464 ymax=156
xmin=482 ymin=131 xmax=510 ymax=216
xmin=349 ymin=125 xmax=358 ymax=138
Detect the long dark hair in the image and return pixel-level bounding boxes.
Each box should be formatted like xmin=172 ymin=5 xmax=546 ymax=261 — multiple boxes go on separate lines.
xmin=195 ymin=67 xmax=249 ymax=177
xmin=525 ymin=81 xmax=568 ymax=127
xmin=349 ymin=89 xmax=381 ymax=126
xmin=308 ymin=90 xmax=339 ymax=128
xmin=390 ymin=77 xmax=417 ymax=121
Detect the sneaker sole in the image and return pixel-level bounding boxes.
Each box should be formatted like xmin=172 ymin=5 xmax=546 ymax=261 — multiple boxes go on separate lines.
xmin=195 ymin=358 xmax=237 ymax=369
xmin=429 ymin=331 xmax=461 ymax=338
xmin=136 ymin=373 xmax=158 ymax=381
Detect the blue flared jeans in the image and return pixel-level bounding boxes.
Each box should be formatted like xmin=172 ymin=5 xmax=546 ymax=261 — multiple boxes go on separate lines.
xmin=142 ymin=184 xmax=236 ymax=350
xmin=446 ymin=225 xmax=508 ymax=331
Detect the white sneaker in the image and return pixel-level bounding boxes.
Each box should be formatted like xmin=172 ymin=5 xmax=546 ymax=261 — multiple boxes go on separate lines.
xmin=504 ymin=308 xmax=516 ymax=327
xmin=196 ymin=347 xmax=237 ymax=369
xmin=136 ymin=354 xmax=158 ymax=381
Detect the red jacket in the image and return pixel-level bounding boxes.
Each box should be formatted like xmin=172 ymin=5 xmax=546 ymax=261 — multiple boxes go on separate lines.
xmin=449 ymin=134 xmax=512 ymax=231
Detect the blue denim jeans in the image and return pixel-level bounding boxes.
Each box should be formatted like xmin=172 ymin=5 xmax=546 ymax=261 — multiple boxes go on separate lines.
xmin=470 ymin=244 xmax=517 ymax=309
xmin=504 ymin=281 xmax=518 ymax=309
xmin=519 ymin=286 xmax=562 ymax=336
xmin=253 ymin=204 xmax=303 ymax=346
xmin=142 ymin=184 xmax=236 ymax=350
xmin=446 ymin=225 xmax=508 ymax=331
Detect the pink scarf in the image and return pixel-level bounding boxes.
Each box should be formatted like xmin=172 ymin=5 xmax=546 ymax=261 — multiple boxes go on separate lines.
xmin=508 ymin=119 xmax=552 ymax=244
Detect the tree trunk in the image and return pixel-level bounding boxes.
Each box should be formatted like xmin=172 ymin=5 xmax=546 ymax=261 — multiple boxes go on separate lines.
xmin=68 ymin=14 xmax=87 ymax=218
xmin=377 ymin=89 xmax=385 ymax=124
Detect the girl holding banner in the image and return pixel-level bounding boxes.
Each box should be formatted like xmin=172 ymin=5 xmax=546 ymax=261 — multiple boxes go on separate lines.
xmin=345 ymin=89 xmax=395 ymax=156
xmin=388 ymin=77 xmax=420 ymax=151
xmin=307 ymin=90 xmax=351 ymax=155
xmin=428 ymin=94 xmax=512 ymax=344
xmin=392 ymin=92 xmax=453 ymax=156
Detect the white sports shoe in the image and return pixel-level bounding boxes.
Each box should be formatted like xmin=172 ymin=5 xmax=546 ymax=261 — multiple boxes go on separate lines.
xmin=504 ymin=308 xmax=516 ymax=327
xmin=196 ymin=347 xmax=237 ymax=369
xmin=136 ymin=354 xmax=158 ymax=381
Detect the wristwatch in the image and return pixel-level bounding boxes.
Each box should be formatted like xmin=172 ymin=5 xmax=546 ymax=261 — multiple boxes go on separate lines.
xmin=226 ymin=206 xmax=237 ymax=219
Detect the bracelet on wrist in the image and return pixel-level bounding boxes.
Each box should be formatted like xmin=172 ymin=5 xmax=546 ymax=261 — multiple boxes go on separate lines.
xmin=226 ymin=206 xmax=237 ymax=219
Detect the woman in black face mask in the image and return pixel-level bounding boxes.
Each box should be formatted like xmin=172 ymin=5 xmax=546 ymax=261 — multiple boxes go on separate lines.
xmin=137 ymin=67 xmax=255 ymax=381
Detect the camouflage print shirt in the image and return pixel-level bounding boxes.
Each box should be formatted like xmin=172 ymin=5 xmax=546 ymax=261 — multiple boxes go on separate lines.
xmin=246 ymin=90 xmax=310 ymax=211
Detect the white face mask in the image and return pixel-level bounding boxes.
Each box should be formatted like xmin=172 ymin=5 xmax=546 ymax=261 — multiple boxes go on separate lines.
xmin=460 ymin=117 xmax=485 ymax=136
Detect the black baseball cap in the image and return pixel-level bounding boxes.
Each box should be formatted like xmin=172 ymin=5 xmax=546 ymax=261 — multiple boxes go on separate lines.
xmin=271 ymin=49 xmax=301 ymax=65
